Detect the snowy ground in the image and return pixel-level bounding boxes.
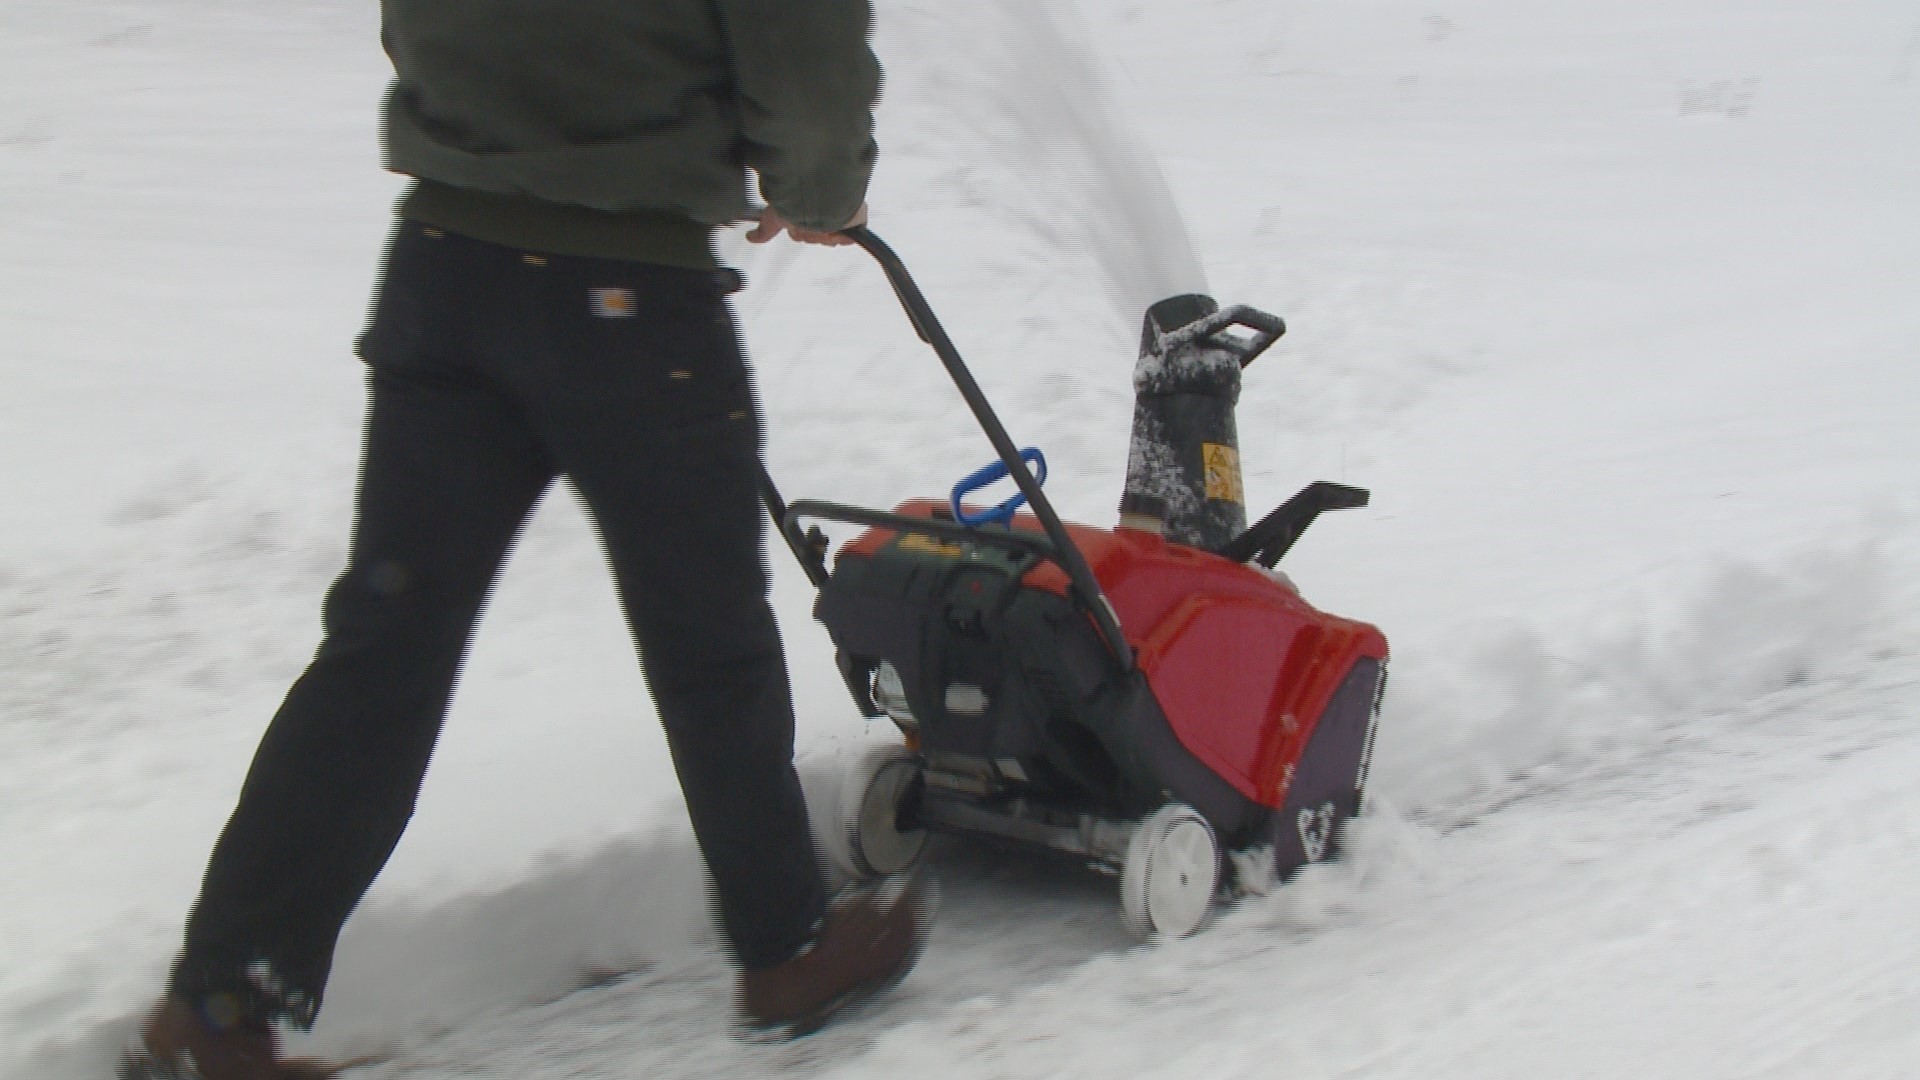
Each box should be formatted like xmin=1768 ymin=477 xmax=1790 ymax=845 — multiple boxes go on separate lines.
xmin=4 ymin=0 xmax=1917 ymax=1076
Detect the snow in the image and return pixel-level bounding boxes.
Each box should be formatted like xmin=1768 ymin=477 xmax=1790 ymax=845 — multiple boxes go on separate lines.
xmin=4 ymin=0 xmax=1918 ymax=1077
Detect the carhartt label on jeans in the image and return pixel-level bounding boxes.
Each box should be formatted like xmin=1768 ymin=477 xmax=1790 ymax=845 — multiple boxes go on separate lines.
xmin=589 ymin=287 xmax=638 ymax=318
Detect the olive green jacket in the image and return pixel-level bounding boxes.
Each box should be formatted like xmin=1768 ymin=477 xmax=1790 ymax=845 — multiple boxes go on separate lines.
xmin=380 ymin=0 xmax=880 ymax=262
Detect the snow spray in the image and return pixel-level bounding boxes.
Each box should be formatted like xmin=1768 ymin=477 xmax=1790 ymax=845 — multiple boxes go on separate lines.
xmin=958 ymin=1 xmax=1290 ymax=547
xmin=930 ymin=0 xmax=1289 ymax=549
xmin=950 ymin=0 xmax=1211 ymax=323
xmin=1122 ymin=297 xmax=1285 ymax=550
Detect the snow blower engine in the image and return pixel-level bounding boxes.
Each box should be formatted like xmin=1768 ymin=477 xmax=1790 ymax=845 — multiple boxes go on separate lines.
xmin=763 ymin=229 xmax=1388 ymax=939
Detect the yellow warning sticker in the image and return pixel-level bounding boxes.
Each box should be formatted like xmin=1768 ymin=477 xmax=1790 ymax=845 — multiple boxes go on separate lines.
xmin=1203 ymin=442 xmax=1244 ymax=504
xmin=589 ymin=287 xmax=638 ymax=318
xmin=898 ymin=533 xmax=967 ymax=559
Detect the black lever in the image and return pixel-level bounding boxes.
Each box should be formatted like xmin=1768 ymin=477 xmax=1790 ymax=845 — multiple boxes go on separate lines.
xmin=1214 ymin=481 xmax=1370 ymax=568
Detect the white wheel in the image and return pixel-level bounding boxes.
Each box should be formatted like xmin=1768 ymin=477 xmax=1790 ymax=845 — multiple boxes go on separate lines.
xmin=1119 ymin=803 xmax=1220 ymax=940
xmin=839 ymin=744 xmax=928 ymax=879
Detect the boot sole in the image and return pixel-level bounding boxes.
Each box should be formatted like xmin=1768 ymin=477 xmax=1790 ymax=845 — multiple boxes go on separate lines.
xmin=738 ymin=875 xmax=938 ymax=1042
xmin=737 ymin=925 xmax=929 ymax=1043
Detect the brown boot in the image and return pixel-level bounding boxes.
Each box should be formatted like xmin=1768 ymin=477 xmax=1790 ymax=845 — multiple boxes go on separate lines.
xmin=118 ymin=995 xmax=345 ymax=1080
xmin=738 ymin=870 xmax=934 ymax=1039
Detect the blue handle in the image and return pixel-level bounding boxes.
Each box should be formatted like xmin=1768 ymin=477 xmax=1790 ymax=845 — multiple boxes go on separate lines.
xmin=951 ymin=448 xmax=1047 ymax=527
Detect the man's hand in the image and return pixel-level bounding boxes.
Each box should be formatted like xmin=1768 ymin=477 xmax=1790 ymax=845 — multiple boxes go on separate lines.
xmin=746 ymin=203 xmax=868 ymax=246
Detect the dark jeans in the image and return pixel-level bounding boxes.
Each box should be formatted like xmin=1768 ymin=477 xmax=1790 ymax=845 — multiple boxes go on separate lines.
xmin=170 ymin=224 xmax=826 ymax=1027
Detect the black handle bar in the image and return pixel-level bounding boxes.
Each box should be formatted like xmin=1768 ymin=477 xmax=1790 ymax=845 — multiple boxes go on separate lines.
xmin=826 ymin=226 xmax=1135 ymax=673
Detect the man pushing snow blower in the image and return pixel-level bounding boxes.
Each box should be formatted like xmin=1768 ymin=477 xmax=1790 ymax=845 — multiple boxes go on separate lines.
xmin=123 ymin=1 xmax=929 ymax=1077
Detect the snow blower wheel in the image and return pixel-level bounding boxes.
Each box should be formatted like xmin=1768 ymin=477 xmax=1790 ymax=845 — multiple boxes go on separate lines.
xmin=1120 ymin=803 xmax=1221 ymax=940
xmin=840 ymin=744 xmax=929 ymax=880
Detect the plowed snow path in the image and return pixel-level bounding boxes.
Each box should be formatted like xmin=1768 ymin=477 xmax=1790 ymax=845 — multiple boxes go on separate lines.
xmin=292 ymin=659 xmax=1918 ymax=1080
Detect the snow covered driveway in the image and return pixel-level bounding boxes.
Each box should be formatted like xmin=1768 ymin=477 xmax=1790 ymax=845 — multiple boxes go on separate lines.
xmin=5 ymin=0 xmax=1917 ymax=1076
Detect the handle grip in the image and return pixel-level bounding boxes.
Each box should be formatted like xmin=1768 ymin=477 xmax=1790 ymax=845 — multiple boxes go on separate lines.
xmin=1159 ymin=305 xmax=1286 ymax=367
xmin=951 ymin=448 xmax=1047 ymax=527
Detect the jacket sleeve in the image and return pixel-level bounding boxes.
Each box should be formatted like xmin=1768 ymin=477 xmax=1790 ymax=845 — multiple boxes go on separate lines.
xmin=715 ymin=0 xmax=881 ymax=231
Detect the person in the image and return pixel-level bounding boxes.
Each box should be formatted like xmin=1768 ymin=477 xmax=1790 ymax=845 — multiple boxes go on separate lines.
xmin=121 ymin=1 xmax=929 ymax=1076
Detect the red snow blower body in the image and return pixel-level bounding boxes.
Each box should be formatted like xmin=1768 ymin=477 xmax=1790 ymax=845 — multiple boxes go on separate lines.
xmin=767 ymin=229 xmax=1388 ymax=938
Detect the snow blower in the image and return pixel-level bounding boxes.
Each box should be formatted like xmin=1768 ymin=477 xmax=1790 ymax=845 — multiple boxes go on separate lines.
xmin=759 ymin=227 xmax=1388 ymax=939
